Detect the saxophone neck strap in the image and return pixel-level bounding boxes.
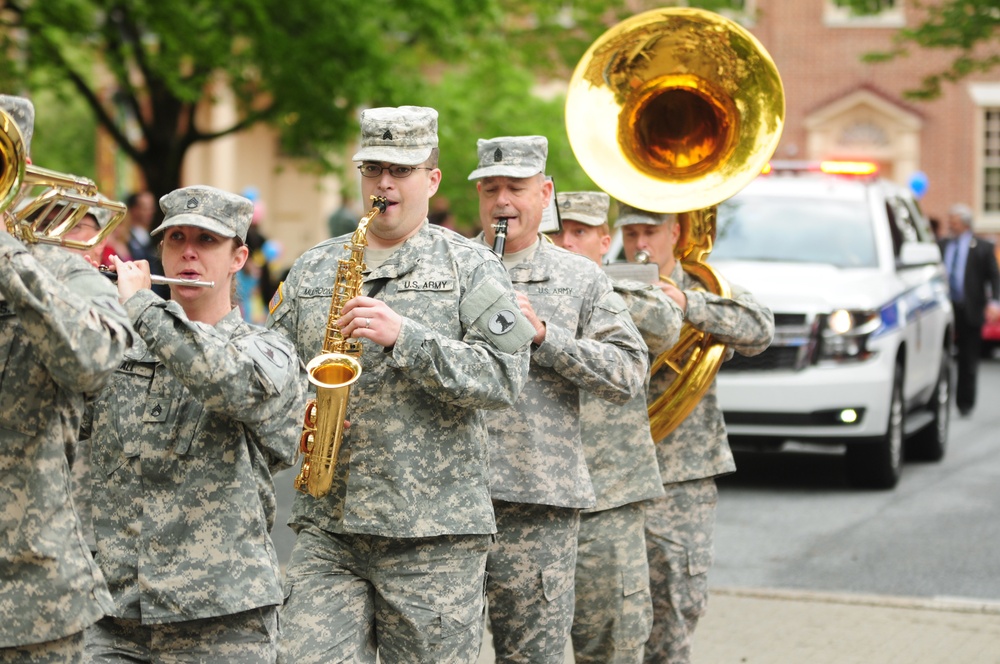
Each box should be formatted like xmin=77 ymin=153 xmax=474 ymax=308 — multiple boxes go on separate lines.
xmin=366 ymin=278 xmax=388 ymax=300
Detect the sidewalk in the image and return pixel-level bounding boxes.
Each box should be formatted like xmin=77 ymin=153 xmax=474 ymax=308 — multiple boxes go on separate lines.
xmin=478 ymin=587 xmax=1000 ymax=663
xmin=694 ymin=587 xmax=1000 ymax=664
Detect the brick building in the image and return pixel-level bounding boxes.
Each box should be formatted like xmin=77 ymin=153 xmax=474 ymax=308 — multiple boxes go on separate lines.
xmin=177 ymin=0 xmax=1000 ymax=267
xmin=737 ymin=0 xmax=1000 ymax=232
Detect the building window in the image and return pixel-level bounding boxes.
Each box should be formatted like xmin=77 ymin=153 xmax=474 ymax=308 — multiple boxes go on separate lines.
xmin=970 ymin=84 xmax=1000 ymax=227
xmin=824 ymin=0 xmax=904 ymax=28
xmin=985 ymin=109 xmax=1000 ymax=213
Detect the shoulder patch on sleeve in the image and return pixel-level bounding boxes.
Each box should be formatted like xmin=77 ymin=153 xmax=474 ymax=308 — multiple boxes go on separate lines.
xmin=461 ymin=275 xmax=534 ymax=354
xmin=268 ymin=282 xmax=284 ymax=315
xmin=487 ymin=309 xmax=519 ymax=336
xmin=243 ymin=334 xmax=294 ymax=394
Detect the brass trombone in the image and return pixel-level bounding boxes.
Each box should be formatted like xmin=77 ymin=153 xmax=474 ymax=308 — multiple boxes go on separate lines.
xmin=566 ymin=8 xmax=784 ymax=439
xmin=1 ymin=108 xmax=126 ymax=249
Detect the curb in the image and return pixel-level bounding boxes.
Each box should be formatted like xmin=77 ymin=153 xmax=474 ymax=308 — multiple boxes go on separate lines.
xmin=712 ymin=585 xmax=1000 ymax=615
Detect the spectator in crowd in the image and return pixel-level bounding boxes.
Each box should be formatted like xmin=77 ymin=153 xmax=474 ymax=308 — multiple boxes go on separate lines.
xmin=940 ymin=203 xmax=1000 ymax=416
xmin=326 ymin=191 xmax=361 ymax=239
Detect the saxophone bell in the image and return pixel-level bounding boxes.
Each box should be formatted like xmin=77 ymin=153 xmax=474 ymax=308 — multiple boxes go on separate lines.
xmin=295 ymin=353 xmax=363 ymax=498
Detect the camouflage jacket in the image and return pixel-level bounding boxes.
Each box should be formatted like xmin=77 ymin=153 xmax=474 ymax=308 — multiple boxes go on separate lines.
xmin=0 ymin=236 xmax=131 ymax=647
xmin=651 ymin=262 xmax=774 ymax=484
xmin=268 ymin=222 xmax=533 ymax=538
xmin=485 ymin=237 xmax=649 ymax=509
xmin=87 ymin=294 xmax=304 ymax=624
xmin=581 ymin=281 xmax=681 ymax=512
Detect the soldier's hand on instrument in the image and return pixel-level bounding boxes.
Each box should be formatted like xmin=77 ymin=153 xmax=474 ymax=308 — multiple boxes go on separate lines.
xmin=658 ymin=281 xmax=687 ymax=313
xmin=516 ymin=292 xmax=546 ymax=345
xmin=110 ymin=255 xmax=152 ymax=302
xmin=340 ymin=296 xmax=402 ymax=348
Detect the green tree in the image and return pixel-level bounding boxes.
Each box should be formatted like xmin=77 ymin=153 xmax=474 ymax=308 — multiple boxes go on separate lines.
xmin=837 ymin=0 xmax=1000 ymax=99
xmin=29 ymin=80 xmax=98 ymax=180
xmin=0 ymin=0 xmax=495 ymax=205
xmin=0 ymin=0 xmax=750 ymax=218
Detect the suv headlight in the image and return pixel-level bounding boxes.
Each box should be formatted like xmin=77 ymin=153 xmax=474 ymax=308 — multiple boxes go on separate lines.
xmin=817 ymin=309 xmax=882 ymax=361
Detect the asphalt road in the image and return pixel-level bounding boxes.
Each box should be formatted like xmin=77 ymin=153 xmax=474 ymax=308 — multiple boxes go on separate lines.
xmin=712 ymin=355 xmax=1000 ymax=602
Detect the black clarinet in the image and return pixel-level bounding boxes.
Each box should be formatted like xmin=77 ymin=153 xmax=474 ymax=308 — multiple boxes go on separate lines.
xmin=492 ymin=218 xmax=509 ymax=256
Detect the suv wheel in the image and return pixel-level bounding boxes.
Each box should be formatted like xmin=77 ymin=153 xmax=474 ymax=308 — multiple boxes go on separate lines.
xmin=907 ymin=351 xmax=950 ymax=462
xmin=846 ymin=362 xmax=904 ymax=489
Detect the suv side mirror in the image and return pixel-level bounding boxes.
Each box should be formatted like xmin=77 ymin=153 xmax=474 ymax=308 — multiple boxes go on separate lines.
xmin=897 ymin=242 xmax=942 ymax=269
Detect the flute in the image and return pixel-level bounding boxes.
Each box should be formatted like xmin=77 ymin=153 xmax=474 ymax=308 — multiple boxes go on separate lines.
xmin=99 ymin=267 xmax=215 ymax=288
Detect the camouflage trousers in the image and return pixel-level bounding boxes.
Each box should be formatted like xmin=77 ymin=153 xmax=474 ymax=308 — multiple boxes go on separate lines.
xmin=84 ymin=607 xmax=278 ymax=663
xmin=571 ymin=502 xmax=652 ymax=664
xmin=486 ymin=500 xmax=579 ymax=664
xmin=642 ymin=478 xmax=718 ymax=664
xmin=277 ymin=527 xmax=490 ymax=664
xmin=0 ymin=631 xmax=83 ymax=663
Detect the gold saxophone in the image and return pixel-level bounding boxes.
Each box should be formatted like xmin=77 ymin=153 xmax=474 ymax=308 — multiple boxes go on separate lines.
xmin=294 ymin=195 xmax=387 ymax=498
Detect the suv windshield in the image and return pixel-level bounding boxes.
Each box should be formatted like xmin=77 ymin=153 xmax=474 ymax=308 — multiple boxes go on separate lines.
xmin=713 ymin=195 xmax=878 ymax=268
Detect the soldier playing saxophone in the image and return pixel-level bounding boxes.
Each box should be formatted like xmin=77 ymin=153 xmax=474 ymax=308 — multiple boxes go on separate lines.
xmin=267 ymin=106 xmax=534 ymax=664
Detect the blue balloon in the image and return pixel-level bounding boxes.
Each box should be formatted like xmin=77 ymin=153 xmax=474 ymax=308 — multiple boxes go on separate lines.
xmin=262 ymin=239 xmax=282 ymax=263
xmin=908 ymin=171 xmax=929 ymax=199
xmin=242 ymin=186 xmax=260 ymax=202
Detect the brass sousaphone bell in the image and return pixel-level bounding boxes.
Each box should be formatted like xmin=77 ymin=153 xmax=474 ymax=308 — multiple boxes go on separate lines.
xmin=566 ymin=8 xmax=784 ymax=440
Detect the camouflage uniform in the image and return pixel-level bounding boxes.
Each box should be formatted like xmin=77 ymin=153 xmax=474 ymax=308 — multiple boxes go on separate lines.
xmin=84 ymin=187 xmax=304 ymax=663
xmin=643 ymin=261 xmax=774 ymax=664
xmin=269 ymin=221 xmax=533 ymax=663
xmin=572 ymin=280 xmax=681 ymax=664
xmin=482 ymin=237 xmax=650 ymax=663
xmin=0 ymin=95 xmax=132 ymax=660
xmin=0 ymin=241 xmax=132 ymax=652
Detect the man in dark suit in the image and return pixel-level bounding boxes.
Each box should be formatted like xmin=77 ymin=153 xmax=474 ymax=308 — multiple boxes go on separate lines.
xmin=940 ymin=203 xmax=1000 ymax=416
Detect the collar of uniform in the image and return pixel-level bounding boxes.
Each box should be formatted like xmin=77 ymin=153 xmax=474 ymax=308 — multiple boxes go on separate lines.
xmin=668 ymin=260 xmax=686 ymax=288
xmin=216 ymin=306 xmax=247 ymax=338
xmin=508 ymin=236 xmax=561 ymax=283
xmin=363 ymin=221 xmax=429 ymax=281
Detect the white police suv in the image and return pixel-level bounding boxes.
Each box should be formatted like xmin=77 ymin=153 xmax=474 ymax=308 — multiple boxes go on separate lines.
xmin=711 ymin=161 xmax=954 ymax=489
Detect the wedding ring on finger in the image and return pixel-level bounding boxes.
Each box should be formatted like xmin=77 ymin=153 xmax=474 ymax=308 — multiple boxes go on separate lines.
xmin=365 ymin=317 xmax=372 ymax=329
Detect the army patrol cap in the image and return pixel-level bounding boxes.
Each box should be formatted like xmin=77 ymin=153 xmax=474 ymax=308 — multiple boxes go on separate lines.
xmin=614 ymin=202 xmax=672 ymax=228
xmin=153 ymin=185 xmax=253 ymax=242
xmin=89 ymin=195 xmax=115 ymax=229
xmin=557 ymin=191 xmax=610 ymax=227
xmin=468 ymin=135 xmax=547 ymax=180
xmin=352 ymin=106 xmax=438 ymax=166
xmin=0 ymin=94 xmax=34 ymax=155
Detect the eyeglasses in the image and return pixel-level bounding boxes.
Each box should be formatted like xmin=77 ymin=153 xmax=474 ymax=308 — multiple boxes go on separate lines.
xmin=358 ymin=163 xmax=431 ymax=179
